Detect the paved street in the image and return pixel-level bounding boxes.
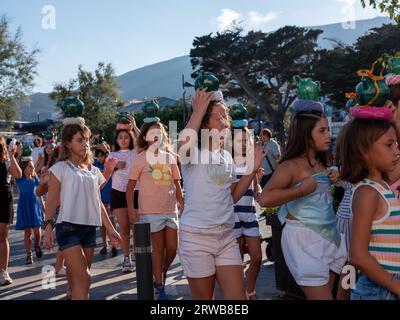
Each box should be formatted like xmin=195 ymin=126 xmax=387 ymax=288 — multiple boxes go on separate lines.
xmin=1 ymin=196 xmax=282 ymax=300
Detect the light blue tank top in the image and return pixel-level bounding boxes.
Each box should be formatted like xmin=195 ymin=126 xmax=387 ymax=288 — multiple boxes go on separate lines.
xmin=278 ymin=172 xmax=341 ymax=247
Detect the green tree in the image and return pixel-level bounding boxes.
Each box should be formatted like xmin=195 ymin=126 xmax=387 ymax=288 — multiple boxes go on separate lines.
xmin=49 ymin=63 xmax=124 ymax=143
xmin=315 ymin=24 xmax=400 ymax=108
xmin=361 ymin=0 xmax=400 ymax=22
xmin=190 ymin=25 xmax=323 ymax=144
xmin=0 ymin=15 xmax=39 ymax=125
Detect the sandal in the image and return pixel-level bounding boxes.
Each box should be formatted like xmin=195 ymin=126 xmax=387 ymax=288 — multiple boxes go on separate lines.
xmin=25 ymin=252 xmax=33 ymax=265
xmin=35 ymin=245 xmax=43 ymax=259
xmin=99 ymin=246 xmax=108 ymax=255
xmin=246 ymin=290 xmax=257 ymax=300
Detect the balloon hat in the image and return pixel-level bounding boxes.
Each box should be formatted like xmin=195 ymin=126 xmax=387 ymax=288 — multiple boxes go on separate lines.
xmin=229 ymin=103 xmax=248 ymax=129
xmin=194 ymin=71 xmax=224 ymax=101
xmin=349 ymin=58 xmax=391 ymax=120
xmin=292 ymin=75 xmax=324 ymax=114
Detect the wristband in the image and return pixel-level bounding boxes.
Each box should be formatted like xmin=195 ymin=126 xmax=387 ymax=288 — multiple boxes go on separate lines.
xmin=42 ymin=219 xmax=55 ymax=230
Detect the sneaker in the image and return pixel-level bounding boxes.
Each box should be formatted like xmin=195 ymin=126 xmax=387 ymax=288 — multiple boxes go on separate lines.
xmin=154 ymin=283 xmax=169 ymax=300
xmin=34 ymin=246 xmax=43 ymax=259
xmin=111 ymin=247 xmax=118 ymax=257
xmin=56 ymin=267 xmax=67 ymax=277
xmin=0 ymin=270 xmax=12 ymax=286
xmin=99 ymin=246 xmax=108 ymax=255
xmin=25 ymin=252 xmax=33 ymax=265
xmin=121 ymin=256 xmax=134 ymax=273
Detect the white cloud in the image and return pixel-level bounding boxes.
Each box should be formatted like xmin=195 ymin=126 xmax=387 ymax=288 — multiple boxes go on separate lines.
xmin=217 ymin=9 xmax=242 ymax=30
xmin=247 ymin=11 xmax=277 ymax=27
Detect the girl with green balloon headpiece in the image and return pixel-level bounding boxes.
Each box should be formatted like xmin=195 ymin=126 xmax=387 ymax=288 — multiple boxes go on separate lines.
xmin=257 ymin=76 xmax=347 ymax=300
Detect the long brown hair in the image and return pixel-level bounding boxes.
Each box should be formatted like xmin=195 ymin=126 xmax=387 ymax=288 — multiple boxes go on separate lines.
xmin=114 ymin=129 xmax=135 ymax=152
xmin=281 ymin=111 xmax=329 ymax=167
xmin=0 ymin=135 xmax=7 ymax=163
xmin=20 ymin=160 xmax=37 ymax=178
xmin=59 ymin=124 xmax=92 ymax=165
xmin=337 ymin=119 xmax=397 ymax=183
xmin=136 ymin=122 xmax=171 ymax=151
xmin=389 ymin=84 xmax=400 ymax=107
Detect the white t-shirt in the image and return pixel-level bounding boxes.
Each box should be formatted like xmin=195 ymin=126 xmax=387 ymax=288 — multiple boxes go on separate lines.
xmin=108 ymin=149 xmax=137 ymax=192
xmin=49 ymin=161 xmax=106 ymax=226
xmin=180 ymin=149 xmax=238 ymax=229
xmin=32 ymin=147 xmax=44 ymax=165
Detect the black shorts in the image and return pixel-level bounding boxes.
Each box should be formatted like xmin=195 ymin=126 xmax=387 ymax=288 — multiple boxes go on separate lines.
xmin=110 ymin=189 xmax=139 ymax=210
xmin=0 ymin=189 xmax=14 ymax=224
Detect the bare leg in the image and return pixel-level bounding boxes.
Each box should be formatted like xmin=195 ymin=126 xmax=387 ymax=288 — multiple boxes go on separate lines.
xmin=114 ymin=209 xmax=130 ymax=257
xmin=24 ymin=228 xmax=32 ymax=254
xmin=244 ymin=236 xmax=262 ymax=296
xmin=0 ymin=223 xmax=10 ymax=271
xmin=62 ymin=246 xmax=94 ymax=300
xmin=216 ymin=265 xmax=246 ymax=300
xmin=187 ymin=275 xmax=216 ymax=300
xmin=163 ymin=227 xmax=177 ymax=278
xmin=151 ymin=229 xmax=165 ymax=284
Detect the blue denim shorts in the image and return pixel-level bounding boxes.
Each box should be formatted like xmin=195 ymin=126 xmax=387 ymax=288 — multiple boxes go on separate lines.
xmin=350 ymin=272 xmax=400 ymax=300
xmin=56 ymin=222 xmax=97 ymax=251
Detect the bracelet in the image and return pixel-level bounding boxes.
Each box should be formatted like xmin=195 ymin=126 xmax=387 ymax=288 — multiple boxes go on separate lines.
xmin=42 ymin=219 xmax=55 ymax=230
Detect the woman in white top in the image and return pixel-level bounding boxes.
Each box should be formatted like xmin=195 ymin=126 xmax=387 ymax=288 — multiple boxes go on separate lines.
xmin=43 ymin=118 xmax=121 ymax=300
xmin=105 ymin=127 xmax=139 ymax=273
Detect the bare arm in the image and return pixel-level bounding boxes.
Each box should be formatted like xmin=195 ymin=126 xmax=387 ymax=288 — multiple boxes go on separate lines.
xmin=8 ymin=146 xmax=22 ymax=179
xmin=231 ymin=173 xmax=257 ymax=204
xmin=126 ymin=179 xmax=138 ymax=217
xmin=174 ymin=179 xmax=184 ymax=209
xmin=350 ymin=186 xmax=400 ymax=296
xmin=44 ymin=173 xmax=61 ymax=222
xmin=257 ymin=161 xmax=316 ymax=208
xmin=177 ymin=89 xmax=214 ymax=155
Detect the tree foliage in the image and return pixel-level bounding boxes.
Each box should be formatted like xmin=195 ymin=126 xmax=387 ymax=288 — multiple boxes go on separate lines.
xmin=49 ymin=63 xmax=124 ymax=143
xmin=190 ymin=25 xmax=323 ymax=143
xmin=315 ymin=24 xmax=400 ymax=108
xmin=361 ymin=0 xmax=400 ymax=22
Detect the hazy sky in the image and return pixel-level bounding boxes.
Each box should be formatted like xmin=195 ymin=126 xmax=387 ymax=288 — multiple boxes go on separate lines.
xmin=0 ymin=0 xmax=387 ymax=92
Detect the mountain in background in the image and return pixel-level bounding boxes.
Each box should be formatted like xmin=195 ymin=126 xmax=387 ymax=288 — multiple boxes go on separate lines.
xmin=17 ymin=16 xmax=393 ymax=121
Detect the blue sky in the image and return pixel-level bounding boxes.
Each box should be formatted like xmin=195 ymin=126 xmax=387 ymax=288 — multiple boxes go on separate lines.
xmin=0 ymin=0 xmax=387 ymax=93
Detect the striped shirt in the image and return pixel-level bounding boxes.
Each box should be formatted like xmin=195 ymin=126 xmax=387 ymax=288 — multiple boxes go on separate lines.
xmin=336 ymin=180 xmax=354 ymax=219
xmin=355 ymin=179 xmax=400 ymax=274
xmin=233 ymin=164 xmax=258 ymax=230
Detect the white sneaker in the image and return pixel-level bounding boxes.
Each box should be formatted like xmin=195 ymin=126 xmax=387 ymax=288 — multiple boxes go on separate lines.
xmin=121 ymin=256 xmax=134 ymax=273
xmin=0 ymin=270 xmax=13 ymax=286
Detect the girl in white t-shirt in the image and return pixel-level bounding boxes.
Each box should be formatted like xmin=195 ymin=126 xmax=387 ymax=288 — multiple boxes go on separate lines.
xmin=43 ymin=118 xmax=121 ymax=300
xmin=106 ymin=128 xmax=138 ymax=273
xmin=177 ymin=89 xmax=266 ymax=300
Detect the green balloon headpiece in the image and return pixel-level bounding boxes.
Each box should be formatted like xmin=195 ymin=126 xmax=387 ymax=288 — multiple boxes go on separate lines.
xmin=292 ymin=75 xmax=324 ymax=113
xmin=194 ymin=71 xmax=220 ymax=92
xmin=194 ymin=71 xmax=224 ymax=101
xmin=385 ymin=53 xmax=400 ymax=86
xmin=43 ymin=128 xmax=55 ymax=141
xmin=21 ymin=145 xmax=33 ymax=162
xmin=60 ymin=97 xmax=84 ymax=118
xmin=349 ymin=59 xmax=391 ymax=120
xmin=229 ymin=104 xmax=248 ymax=129
xmin=143 ymin=100 xmax=160 ymax=124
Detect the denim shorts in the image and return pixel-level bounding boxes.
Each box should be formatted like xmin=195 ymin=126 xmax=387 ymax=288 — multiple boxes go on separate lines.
xmin=350 ymin=272 xmax=400 ymax=300
xmin=56 ymin=222 xmax=97 ymax=251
